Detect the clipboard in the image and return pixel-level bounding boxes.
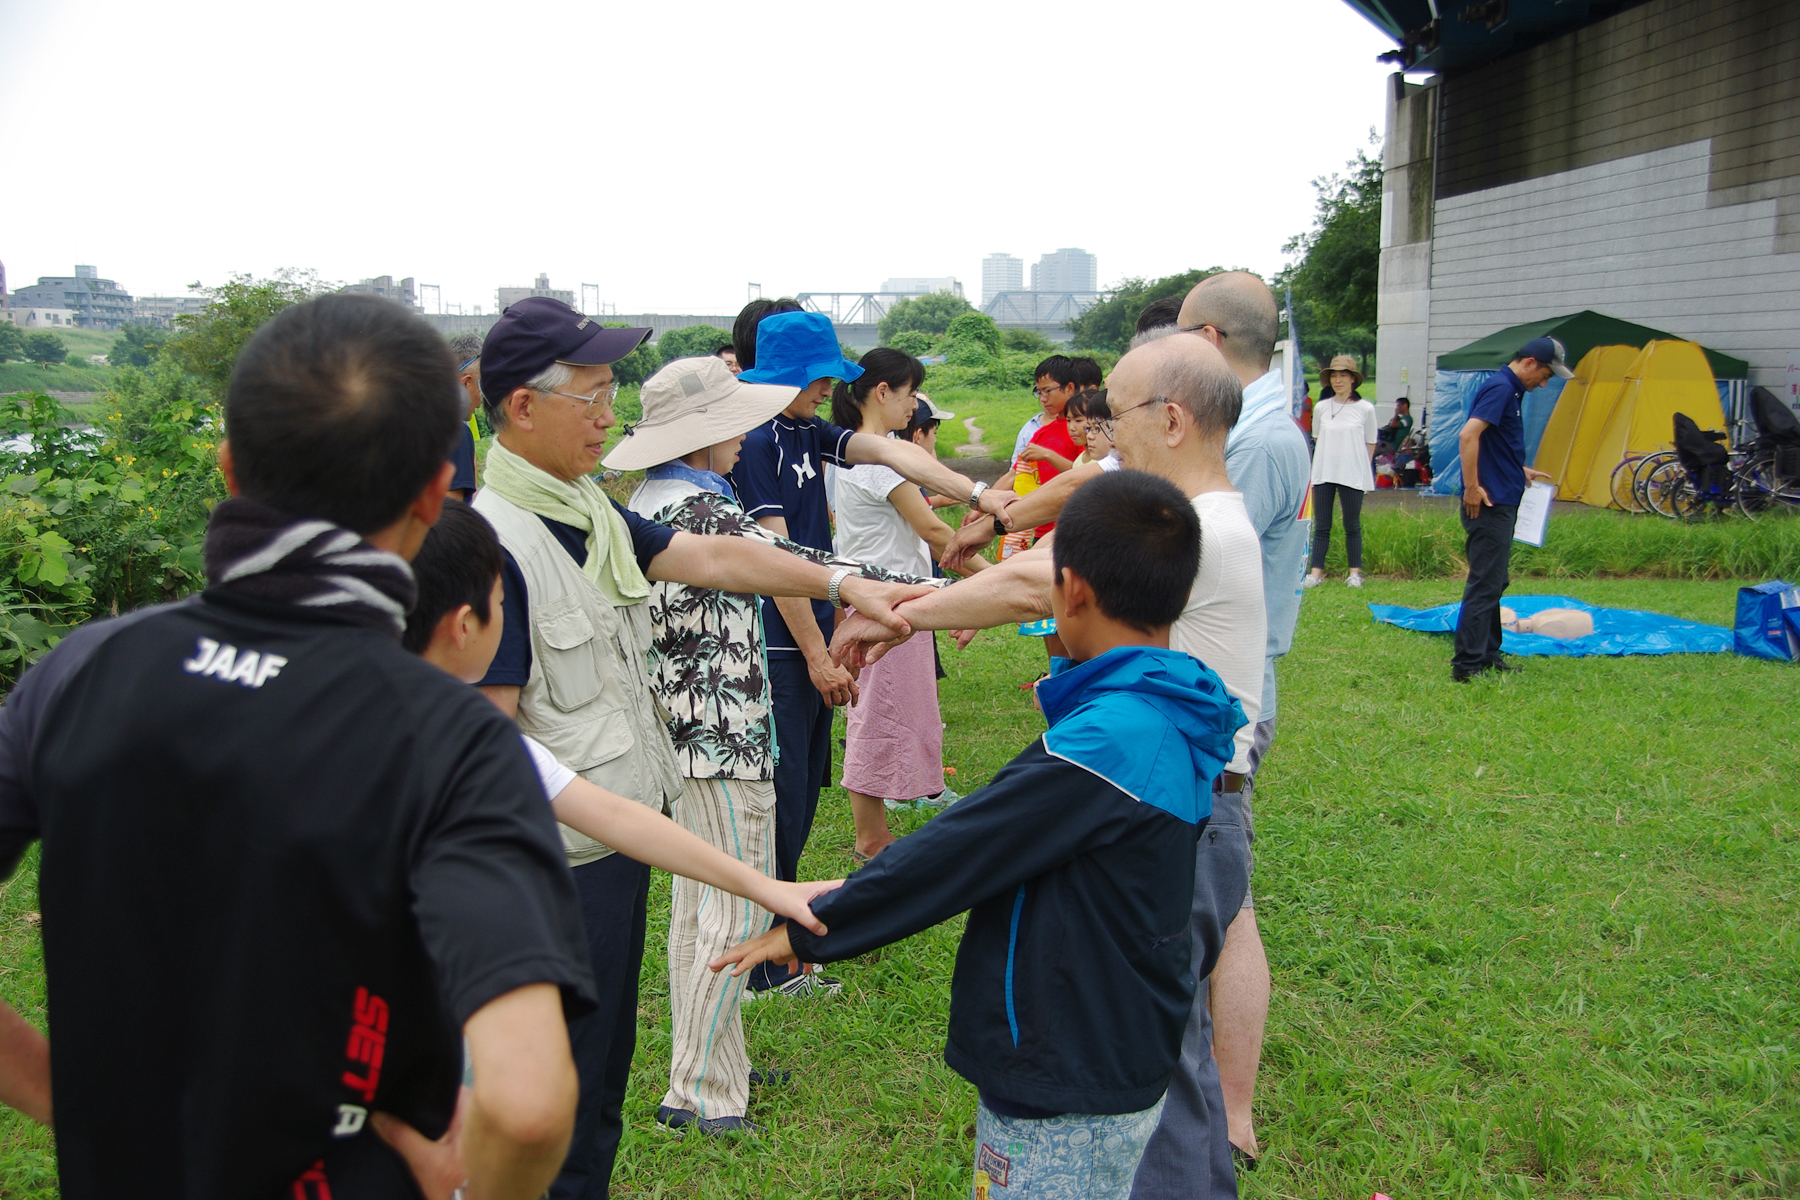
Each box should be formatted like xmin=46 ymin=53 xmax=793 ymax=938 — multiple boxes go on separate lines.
xmin=1513 ymin=481 xmax=1555 ymax=547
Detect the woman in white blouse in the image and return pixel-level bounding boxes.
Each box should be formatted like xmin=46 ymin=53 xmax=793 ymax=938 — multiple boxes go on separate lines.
xmin=830 ymin=351 xmax=986 ymax=859
xmin=1304 ymin=354 xmax=1379 ymax=589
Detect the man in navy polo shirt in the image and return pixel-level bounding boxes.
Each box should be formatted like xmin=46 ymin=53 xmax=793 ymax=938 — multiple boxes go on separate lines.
xmin=730 ymin=309 xmax=1016 ymax=996
xmin=1452 ymin=335 xmax=1569 ymax=682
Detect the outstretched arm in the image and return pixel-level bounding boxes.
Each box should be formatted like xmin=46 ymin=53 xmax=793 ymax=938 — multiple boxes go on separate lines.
xmin=550 ymin=776 xmax=838 ymax=933
xmin=648 ymin=530 xmax=931 ymax=639
xmin=845 ymin=432 xmax=1016 ymax=516
xmin=994 ymin=461 xmax=1103 ymax=531
xmin=833 ymin=542 xmax=1055 ymax=668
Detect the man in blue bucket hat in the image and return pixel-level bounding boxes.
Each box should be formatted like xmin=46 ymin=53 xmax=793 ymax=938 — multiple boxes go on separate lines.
xmin=730 ymin=309 xmax=1017 ymax=998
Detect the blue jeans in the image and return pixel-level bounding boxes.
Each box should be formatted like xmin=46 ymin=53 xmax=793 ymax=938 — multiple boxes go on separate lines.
xmin=973 ymin=1098 xmax=1167 ymax=1200
xmin=1129 ymin=787 xmax=1250 ymax=1200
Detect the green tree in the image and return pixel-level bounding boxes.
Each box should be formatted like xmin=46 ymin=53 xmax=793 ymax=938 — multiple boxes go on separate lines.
xmin=109 ymin=324 xmax=168 ymax=368
xmin=886 ymin=330 xmax=935 ymax=358
xmin=21 ymin=333 xmax=67 ymax=365
xmin=1002 ymin=327 xmax=1055 ymax=355
xmin=1280 ymin=134 xmax=1381 ymax=371
xmin=1067 ymin=268 xmax=1228 ymax=353
xmin=0 ymin=322 xmax=23 ymax=363
xmin=877 ymin=292 xmax=974 ymax=344
xmin=656 ymin=324 xmax=734 ymax=366
xmin=606 ymin=323 xmax=660 ymax=387
xmin=939 ymin=312 xmax=1002 ymax=357
xmin=165 ymin=270 xmax=332 ymax=395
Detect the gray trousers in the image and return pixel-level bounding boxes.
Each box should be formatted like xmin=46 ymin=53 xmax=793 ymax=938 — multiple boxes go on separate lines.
xmin=1129 ymin=785 xmax=1252 ymax=1200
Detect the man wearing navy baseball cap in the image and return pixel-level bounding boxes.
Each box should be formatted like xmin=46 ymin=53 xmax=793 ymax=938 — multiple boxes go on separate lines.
xmin=470 ymin=297 xmax=932 ymax=1196
xmin=1452 ymin=335 xmax=1568 ymax=682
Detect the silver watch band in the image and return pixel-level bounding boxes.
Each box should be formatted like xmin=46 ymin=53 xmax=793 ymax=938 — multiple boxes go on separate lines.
xmin=969 ymin=480 xmax=989 ymax=507
xmin=827 ymin=567 xmax=854 ymax=608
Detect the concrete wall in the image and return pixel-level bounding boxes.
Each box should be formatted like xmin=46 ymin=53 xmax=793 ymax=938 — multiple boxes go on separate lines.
xmin=1377 ymin=75 xmax=1438 ymax=412
xmin=1424 ymin=0 xmax=1799 ymax=391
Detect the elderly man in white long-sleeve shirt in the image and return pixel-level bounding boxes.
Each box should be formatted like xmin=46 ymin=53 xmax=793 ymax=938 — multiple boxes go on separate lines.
xmin=831 ymin=328 xmax=1264 ymax=1200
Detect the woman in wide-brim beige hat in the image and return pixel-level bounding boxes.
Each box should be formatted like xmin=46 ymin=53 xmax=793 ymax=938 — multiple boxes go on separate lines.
xmin=603 ymin=354 xmax=798 ymax=474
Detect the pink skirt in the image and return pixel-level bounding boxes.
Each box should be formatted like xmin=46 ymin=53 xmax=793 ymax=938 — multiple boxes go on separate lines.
xmin=841 ymin=630 xmax=944 ymax=801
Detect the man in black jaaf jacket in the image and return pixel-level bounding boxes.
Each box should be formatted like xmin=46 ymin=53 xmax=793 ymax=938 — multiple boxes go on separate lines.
xmin=713 ymin=471 xmax=1246 ymax=1200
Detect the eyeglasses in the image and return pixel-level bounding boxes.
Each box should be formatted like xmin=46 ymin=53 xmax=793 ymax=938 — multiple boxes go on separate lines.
xmin=1097 ymin=396 xmax=1164 ymax=439
xmin=1031 ymin=384 xmax=1070 ymax=398
xmin=538 ymin=382 xmax=620 ymax=418
xmin=1177 ymin=322 xmax=1228 ymax=340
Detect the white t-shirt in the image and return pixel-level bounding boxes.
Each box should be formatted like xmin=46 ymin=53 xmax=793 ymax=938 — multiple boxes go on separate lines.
xmin=1310 ymin=397 xmax=1379 ymax=490
xmin=833 ymin=463 xmax=932 ymax=578
xmin=1173 ymin=491 xmax=1267 ymax=774
xmin=521 ymin=733 xmax=576 ymax=800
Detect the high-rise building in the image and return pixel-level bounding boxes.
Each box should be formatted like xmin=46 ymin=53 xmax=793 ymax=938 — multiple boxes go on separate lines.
xmin=1029 ymin=248 xmax=1098 ymax=294
xmin=496 ymin=273 xmax=575 ymax=311
xmin=880 ymin=276 xmax=962 ymax=298
xmin=10 ymin=266 xmax=135 ymax=329
xmin=342 ymin=275 xmax=422 ymax=311
xmin=982 ymin=253 xmax=1023 ymax=306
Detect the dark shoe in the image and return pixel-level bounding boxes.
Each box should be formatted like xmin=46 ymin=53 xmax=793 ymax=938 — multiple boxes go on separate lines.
xmin=1487 ymin=658 xmax=1524 ymax=673
xmin=655 ymin=1105 xmax=698 ymax=1134
xmin=748 ymin=1066 xmax=791 ymax=1087
xmin=1231 ymin=1143 xmax=1259 ymax=1173
xmin=1452 ymin=666 xmax=1487 ymax=683
xmin=695 ymin=1114 xmax=766 ymax=1137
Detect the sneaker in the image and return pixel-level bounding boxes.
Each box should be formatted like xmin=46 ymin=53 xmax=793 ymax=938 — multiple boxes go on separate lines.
xmin=912 ymin=786 xmax=963 ymax=810
xmin=1301 ymin=573 xmax=1324 ymax=589
xmin=1346 ymin=570 xmax=1364 ymax=588
xmin=656 ymin=1106 xmax=765 ymax=1138
xmin=742 ymin=969 xmax=843 ymax=1001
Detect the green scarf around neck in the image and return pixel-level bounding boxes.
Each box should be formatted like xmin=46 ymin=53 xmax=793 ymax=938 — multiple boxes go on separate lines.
xmin=481 ymin=439 xmax=650 ymax=608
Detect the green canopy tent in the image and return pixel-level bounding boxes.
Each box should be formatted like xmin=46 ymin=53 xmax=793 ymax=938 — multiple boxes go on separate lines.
xmin=1427 ymin=311 xmax=1749 ymax=496
xmin=1437 ymin=310 xmax=1749 ymax=379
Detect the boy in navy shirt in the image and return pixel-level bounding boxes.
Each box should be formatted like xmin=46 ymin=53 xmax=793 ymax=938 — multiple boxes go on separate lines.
xmin=712 ymin=471 xmax=1245 ymax=1199
xmin=730 ymin=310 xmax=1015 ymax=995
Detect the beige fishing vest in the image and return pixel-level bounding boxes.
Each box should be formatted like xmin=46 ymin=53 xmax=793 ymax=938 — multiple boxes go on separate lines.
xmin=473 ymin=489 xmax=682 ymax=866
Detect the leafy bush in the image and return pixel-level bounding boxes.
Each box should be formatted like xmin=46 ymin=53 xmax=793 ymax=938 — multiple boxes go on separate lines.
xmin=605 ymin=323 xmax=661 ymax=386
xmin=109 ymin=324 xmax=168 ymax=369
xmin=839 ymin=343 xmax=862 ymax=365
xmin=939 ymin=312 xmax=1001 ymax=356
xmin=21 ymin=333 xmax=67 ymax=365
xmin=878 ymin=292 xmax=974 ymax=344
xmin=0 ymin=385 xmax=225 ymax=685
xmin=656 ymin=324 xmax=734 ymax=366
xmin=0 ymin=322 xmax=23 ymax=362
xmin=886 ymin=330 xmax=935 ymax=358
xmin=1002 ymin=328 xmax=1055 ymax=355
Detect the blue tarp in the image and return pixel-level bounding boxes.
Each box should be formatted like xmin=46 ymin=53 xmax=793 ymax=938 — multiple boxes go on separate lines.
xmin=1427 ymin=370 xmax=1566 ymax=496
xmin=1369 ymin=594 xmax=1732 ymax=656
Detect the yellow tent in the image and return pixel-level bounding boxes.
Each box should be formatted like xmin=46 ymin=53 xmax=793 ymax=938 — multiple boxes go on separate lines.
xmin=1533 ymin=345 xmax=1634 ymax=494
xmin=1566 ymin=340 xmax=1728 ymax=508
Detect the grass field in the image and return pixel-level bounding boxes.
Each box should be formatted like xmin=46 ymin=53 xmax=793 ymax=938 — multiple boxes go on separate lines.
xmin=3 ymin=576 xmax=1792 ymax=1198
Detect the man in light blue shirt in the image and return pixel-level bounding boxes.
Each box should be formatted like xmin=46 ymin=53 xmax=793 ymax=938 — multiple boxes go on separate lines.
xmin=1135 ymin=273 xmax=1310 ymax=1192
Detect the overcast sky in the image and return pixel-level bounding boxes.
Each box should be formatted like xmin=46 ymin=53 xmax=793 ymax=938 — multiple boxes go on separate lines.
xmin=1 ymin=0 xmax=1399 ymax=316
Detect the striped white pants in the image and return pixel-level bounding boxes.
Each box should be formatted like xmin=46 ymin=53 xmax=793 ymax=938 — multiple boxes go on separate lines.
xmin=662 ymin=775 xmax=777 ymax=1119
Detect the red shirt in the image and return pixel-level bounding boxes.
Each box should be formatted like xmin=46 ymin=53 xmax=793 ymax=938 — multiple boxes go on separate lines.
xmin=1027 ymin=418 xmax=1082 ymax=537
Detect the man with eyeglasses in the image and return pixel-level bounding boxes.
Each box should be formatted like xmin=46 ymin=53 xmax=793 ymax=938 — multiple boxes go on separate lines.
xmin=447 ymin=330 xmax=485 ymax=500
xmin=470 ymin=298 xmax=932 ymax=1198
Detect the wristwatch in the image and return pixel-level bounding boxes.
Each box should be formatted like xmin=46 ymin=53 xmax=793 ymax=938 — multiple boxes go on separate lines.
xmin=969 ymin=480 xmax=989 ymax=509
xmin=827 ymin=567 xmax=854 ymax=608
xmin=992 ymin=516 xmax=1007 ymax=536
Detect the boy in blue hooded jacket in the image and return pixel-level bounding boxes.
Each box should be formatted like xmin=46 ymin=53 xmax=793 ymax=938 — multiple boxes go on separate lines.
xmin=712 ymin=470 xmax=1245 ymax=1199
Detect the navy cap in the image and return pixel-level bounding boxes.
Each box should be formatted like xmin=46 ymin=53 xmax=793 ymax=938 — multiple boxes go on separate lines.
xmin=480 ymin=297 xmax=651 ymax=402
xmin=1516 ymin=335 xmax=1574 ymax=380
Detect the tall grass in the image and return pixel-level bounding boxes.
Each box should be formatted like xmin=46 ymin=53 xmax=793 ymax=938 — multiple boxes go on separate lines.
xmin=1324 ymin=504 xmax=1800 ymax=580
